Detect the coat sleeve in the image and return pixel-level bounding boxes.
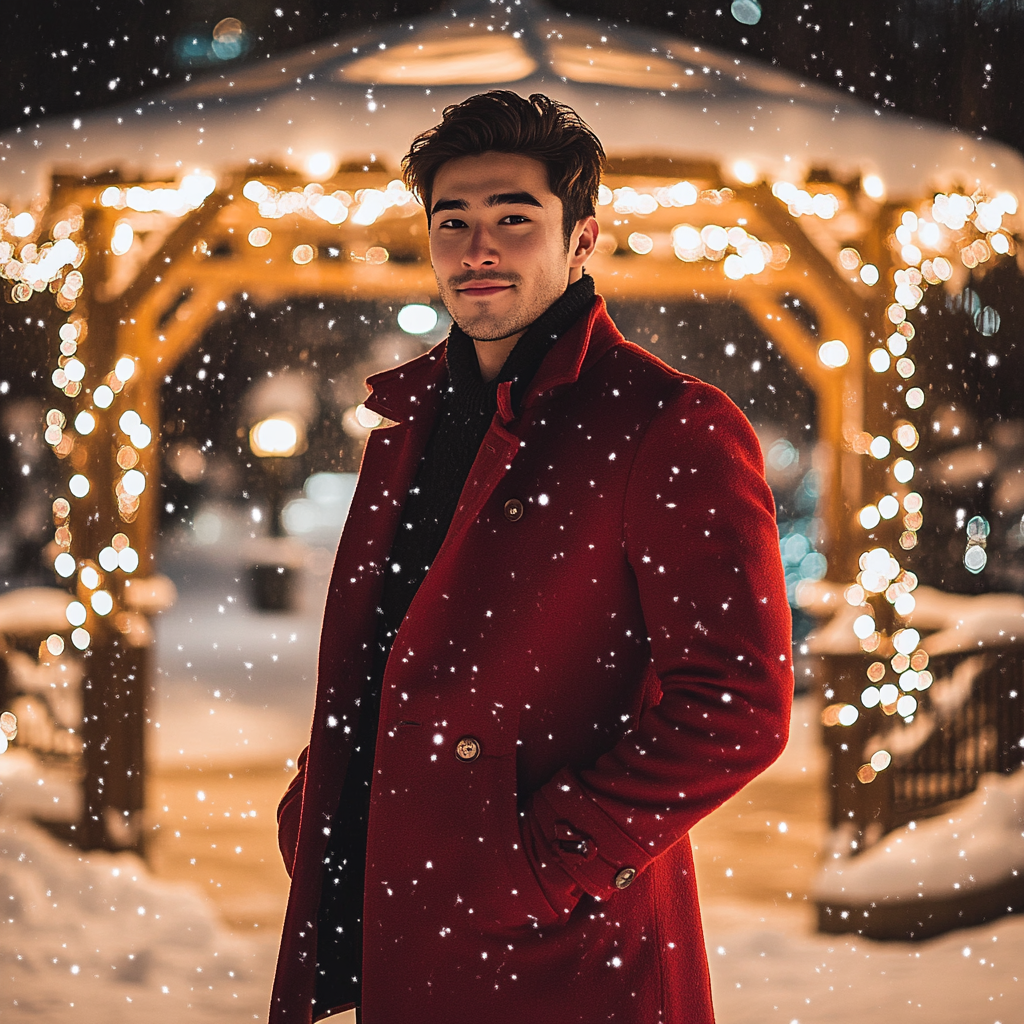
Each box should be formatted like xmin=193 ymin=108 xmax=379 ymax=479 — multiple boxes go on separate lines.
xmin=522 ymin=379 xmax=792 ymax=905
xmin=277 ymin=744 xmax=308 ymax=877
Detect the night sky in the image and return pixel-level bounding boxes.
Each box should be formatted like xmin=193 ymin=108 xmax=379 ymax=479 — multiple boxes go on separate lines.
xmin=2 ymin=1 xmax=1023 ymax=156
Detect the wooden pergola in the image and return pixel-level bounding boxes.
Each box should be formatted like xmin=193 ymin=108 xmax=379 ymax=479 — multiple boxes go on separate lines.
xmin=3 ymin=0 xmax=1022 ymax=855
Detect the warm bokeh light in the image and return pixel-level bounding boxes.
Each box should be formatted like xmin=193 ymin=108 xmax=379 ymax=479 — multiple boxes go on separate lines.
xmin=862 ymin=173 xmax=885 ymax=199
xmin=114 ymin=356 xmax=136 ymax=381
xmin=250 ymin=415 xmax=302 ymax=457
xmin=858 ymin=505 xmax=881 ymax=530
xmin=398 ymin=304 xmax=439 ymax=335
xmin=859 ymin=263 xmax=880 ymax=285
xmin=868 ymin=348 xmax=891 ymax=373
xmin=111 ymin=220 xmax=134 ymax=256
xmin=305 ymin=152 xmax=336 ymax=180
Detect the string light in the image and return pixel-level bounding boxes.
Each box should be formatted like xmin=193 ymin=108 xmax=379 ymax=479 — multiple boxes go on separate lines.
xmin=849 ymin=188 xmax=1019 ymax=783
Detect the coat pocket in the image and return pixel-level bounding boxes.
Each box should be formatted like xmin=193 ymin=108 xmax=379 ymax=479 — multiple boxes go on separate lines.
xmin=449 ymin=719 xmax=563 ymax=934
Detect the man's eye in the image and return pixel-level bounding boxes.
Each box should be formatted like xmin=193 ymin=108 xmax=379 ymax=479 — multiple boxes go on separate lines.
xmin=437 ymin=218 xmax=466 ymax=229
xmin=502 ymin=215 xmax=530 ymax=225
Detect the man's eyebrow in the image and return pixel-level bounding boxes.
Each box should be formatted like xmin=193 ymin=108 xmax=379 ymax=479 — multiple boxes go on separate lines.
xmin=486 ymin=191 xmax=543 ymax=208
xmin=430 ymin=198 xmax=468 ymax=216
xmin=430 ymin=191 xmax=544 ymax=217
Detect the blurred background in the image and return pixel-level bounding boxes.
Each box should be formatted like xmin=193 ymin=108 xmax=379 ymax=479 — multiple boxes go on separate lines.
xmin=3 ymin=2 xmax=1024 ymax=1021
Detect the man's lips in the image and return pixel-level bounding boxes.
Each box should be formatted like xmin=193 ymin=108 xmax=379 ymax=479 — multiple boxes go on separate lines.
xmin=455 ymin=281 xmax=514 ymax=298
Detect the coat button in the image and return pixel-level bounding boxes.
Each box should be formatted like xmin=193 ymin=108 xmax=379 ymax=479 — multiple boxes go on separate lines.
xmin=503 ymin=498 xmax=524 ymax=522
xmin=613 ymin=866 xmax=637 ymax=890
xmin=455 ymin=736 xmax=481 ymax=762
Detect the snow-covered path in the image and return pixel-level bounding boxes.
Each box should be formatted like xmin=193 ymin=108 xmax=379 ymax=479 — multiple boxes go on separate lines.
xmin=3 ymin=536 xmax=1023 ymax=1021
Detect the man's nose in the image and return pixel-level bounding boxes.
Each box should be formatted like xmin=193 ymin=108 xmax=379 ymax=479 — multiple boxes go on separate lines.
xmin=463 ymin=223 xmax=498 ymax=268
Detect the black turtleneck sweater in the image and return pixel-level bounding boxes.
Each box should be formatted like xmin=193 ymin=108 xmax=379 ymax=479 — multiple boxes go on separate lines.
xmin=314 ymin=274 xmax=597 ymax=1014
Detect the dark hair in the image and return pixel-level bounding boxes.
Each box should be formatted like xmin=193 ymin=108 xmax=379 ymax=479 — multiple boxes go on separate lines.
xmin=402 ymin=90 xmax=605 ymax=247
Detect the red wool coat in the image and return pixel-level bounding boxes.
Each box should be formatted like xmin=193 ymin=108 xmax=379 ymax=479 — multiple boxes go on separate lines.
xmin=272 ymin=297 xmax=792 ymax=1024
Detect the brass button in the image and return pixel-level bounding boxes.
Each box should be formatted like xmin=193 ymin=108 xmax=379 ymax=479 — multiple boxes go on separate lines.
xmin=613 ymin=866 xmax=637 ymax=890
xmin=503 ymin=498 xmax=524 ymax=522
xmin=455 ymin=736 xmax=481 ymax=762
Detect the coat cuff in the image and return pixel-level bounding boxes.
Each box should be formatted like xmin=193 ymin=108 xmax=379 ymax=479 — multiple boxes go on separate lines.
xmin=530 ymin=768 xmax=653 ymax=900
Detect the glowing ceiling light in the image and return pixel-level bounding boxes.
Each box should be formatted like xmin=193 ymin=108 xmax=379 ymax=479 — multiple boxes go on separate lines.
xmin=69 ymin=474 xmax=90 ymax=497
xmin=896 ymin=694 xmax=918 ymax=717
xmin=94 ymin=385 xmax=114 ymax=409
xmin=627 ymin=232 xmax=654 ymax=255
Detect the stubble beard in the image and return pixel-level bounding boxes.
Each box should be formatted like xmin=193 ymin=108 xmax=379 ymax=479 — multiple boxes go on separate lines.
xmin=436 ymin=269 xmax=567 ymax=343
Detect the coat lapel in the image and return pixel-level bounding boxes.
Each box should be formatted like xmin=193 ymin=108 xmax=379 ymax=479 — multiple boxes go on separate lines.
xmin=363 ymin=297 xmax=623 ymax=581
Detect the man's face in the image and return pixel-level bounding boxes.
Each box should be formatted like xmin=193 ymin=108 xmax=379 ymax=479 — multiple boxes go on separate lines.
xmin=428 ymin=152 xmax=588 ymax=342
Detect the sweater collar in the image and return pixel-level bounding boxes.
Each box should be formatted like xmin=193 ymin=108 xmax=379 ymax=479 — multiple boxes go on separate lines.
xmin=365 ymin=286 xmax=622 ymax=425
xmin=442 ymin=273 xmax=596 ymax=419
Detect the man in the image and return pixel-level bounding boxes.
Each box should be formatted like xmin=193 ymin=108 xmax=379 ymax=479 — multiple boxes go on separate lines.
xmin=272 ymin=91 xmax=792 ymax=1024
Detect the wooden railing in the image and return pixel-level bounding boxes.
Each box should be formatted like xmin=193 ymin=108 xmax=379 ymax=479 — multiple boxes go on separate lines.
xmin=818 ymin=648 xmax=1024 ymax=850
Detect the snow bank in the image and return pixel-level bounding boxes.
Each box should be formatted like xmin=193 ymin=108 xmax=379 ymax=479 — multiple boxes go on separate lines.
xmin=815 ymin=770 xmax=1024 ymax=902
xmin=703 ymin=899 xmax=1024 ymax=1024
xmin=0 ymin=748 xmax=80 ymax=820
xmin=0 ymin=817 xmax=277 ymax=1021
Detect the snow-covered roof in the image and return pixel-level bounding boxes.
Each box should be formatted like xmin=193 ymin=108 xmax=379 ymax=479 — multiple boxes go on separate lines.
xmin=2 ymin=0 xmax=1022 ymax=206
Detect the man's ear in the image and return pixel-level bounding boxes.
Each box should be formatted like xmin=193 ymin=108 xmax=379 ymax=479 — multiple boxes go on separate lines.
xmin=569 ymin=216 xmax=600 ymax=269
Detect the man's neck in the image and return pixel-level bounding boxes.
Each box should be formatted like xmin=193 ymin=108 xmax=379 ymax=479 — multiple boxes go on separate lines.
xmin=473 ymin=329 xmax=526 ymax=383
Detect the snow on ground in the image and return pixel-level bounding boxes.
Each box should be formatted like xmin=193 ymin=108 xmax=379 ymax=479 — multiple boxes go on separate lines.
xmin=704 ymin=899 xmax=1024 ymax=1023
xmin=0 ymin=817 xmax=278 ymax=1022
xmin=817 ymin=771 xmax=1024 ymax=903
xmin=3 ymin=531 xmax=1024 ymax=1021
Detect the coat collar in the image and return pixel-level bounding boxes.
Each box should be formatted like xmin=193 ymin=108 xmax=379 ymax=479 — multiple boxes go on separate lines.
xmin=363 ymin=295 xmax=622 ymax=427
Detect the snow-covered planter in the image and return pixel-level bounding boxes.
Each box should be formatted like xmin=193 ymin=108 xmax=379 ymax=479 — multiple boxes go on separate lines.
xmin=815 ymin=770 xmax=1024 ymax=939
